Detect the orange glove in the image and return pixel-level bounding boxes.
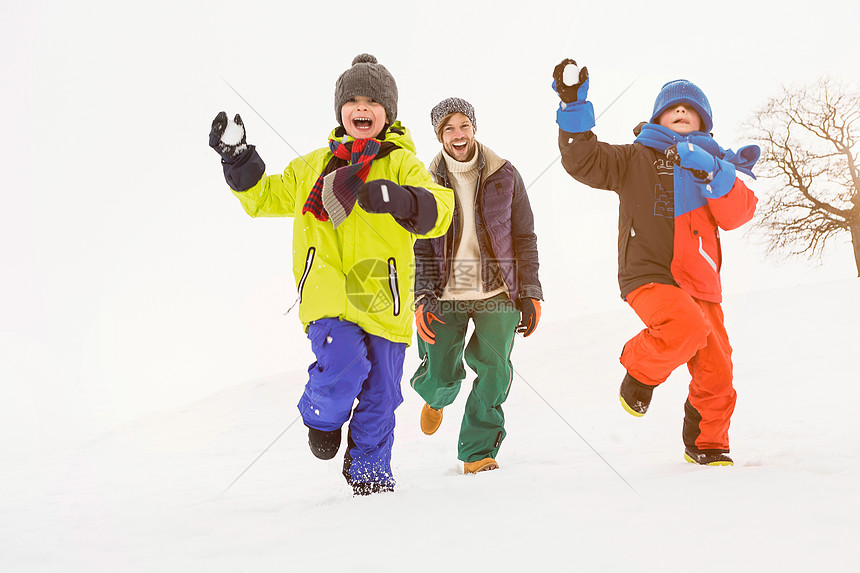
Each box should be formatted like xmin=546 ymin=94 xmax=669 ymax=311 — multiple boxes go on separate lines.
xmin=517 ymin=298 xmax=541 ymax=337
xmin=415 ymin=297 xmax=445 ymax=344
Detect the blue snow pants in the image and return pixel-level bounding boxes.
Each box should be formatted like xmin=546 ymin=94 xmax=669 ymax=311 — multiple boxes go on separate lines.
xmin=297 ymin=318 xmax=405 ymax=487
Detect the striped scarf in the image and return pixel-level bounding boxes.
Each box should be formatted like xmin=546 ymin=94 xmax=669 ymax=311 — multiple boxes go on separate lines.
xmin=303 ymin=138 xmax=382 ymax=227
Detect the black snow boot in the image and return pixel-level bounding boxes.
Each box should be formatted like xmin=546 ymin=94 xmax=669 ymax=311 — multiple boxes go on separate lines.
xmin=619 ymin=372 xmax=655 ymax=417
xmin=307 ymin=425 xmax=341 ymax=460
xmin=342 ymin=429 xmax=394 ymax=496
xmin=684 ymin=448 xmax=734 ymax=466
xmin=351 ymin=482 xmax=394 ymax=496
xmin=342 ymin=428 xmax=356 ymax=484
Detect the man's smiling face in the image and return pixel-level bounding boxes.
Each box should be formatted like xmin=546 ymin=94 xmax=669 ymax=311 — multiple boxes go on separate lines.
xmin=657 ymin=104 xmax=703 ymax=134
xmin=440 ymin=112 xmax=477 ymax=162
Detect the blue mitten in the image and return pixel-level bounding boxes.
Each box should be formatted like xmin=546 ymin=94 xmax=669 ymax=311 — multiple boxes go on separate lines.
xmin=672 ymin=142 xmax=736 ymax=198
xmin=675 ymin=142 xmax=717 ymax=178
xmin=553 ymin=59 xmax=595 ymax=133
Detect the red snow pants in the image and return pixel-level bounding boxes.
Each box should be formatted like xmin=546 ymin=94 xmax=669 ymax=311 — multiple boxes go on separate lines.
xmin=620 ymin=282 xmax=736 ymax=452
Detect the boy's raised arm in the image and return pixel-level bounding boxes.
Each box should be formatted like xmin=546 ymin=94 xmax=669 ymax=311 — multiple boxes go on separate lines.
xmin=209 ymin=111 xmax=297 ymax=218
xmin=553 ymin=60 xmax=636 ymax=192
xmin=553 ymin=59 xmax=595 ymax=134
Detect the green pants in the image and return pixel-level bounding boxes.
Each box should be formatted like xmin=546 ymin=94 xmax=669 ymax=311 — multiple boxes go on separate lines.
xmin=410 ymin=295 xmax=520 ymax=462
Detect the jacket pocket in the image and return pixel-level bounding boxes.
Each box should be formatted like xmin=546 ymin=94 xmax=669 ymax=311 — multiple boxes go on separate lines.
xmin=387 ymin=257 xmax=401 ymax=316
xmin=619 ymin=216 xmax=634 ymax=266
xmin=298 ymin=246 xmax=316 ymax=302
xmin=697 ymin=236 xmax=718 ymax=273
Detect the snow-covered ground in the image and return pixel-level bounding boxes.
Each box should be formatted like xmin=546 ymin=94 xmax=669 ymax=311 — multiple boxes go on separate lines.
xmin=3 ymin=279 xmax=858 ymax=572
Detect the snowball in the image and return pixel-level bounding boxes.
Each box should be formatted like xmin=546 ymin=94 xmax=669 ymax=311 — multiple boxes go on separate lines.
xmin=563 ymin=64 xmax=579 ymax=86
xmin=220 ymin=118 xmax=245 ymax=145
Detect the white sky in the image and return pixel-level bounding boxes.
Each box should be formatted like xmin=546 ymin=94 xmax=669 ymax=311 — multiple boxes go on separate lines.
xmin=2 ymin=0 xmax=858 ymax=458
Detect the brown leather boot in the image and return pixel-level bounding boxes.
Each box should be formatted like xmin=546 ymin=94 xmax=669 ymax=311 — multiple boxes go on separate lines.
xmin=420 ymin=403 xmax=443 ymax=435
xmin=463 ymin=457 xmax=499 ymax=474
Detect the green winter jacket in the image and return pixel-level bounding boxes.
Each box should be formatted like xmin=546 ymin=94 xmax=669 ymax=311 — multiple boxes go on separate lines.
xmin=231 ymin=122 xmax=454 ymax=345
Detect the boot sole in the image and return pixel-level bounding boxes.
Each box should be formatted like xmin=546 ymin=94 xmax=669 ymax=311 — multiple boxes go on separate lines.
xmin=464 ymin=459 xmax=499 ymax=474
xmin=421 ymin=423 xmax=442 ymax=436
xmin=684 ymin=452 xmax=734 ymax=466
xmin=619 ymin=394 xmax=645 ymax=417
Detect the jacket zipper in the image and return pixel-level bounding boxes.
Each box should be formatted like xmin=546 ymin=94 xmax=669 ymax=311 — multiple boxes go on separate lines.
xmin=387 ymin=257 xmax=401 ymax=316
xmin=410 ymin=354 xmax=429 ymax=390
xmin=298 ymin=247 xmax=316 ymax=302
xmin=504 ymin=328 xmax=515 ymax=395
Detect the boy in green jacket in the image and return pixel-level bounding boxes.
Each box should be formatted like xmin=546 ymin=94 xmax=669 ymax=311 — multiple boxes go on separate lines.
xmin=209 ymin=54 xmax=454 ymax=495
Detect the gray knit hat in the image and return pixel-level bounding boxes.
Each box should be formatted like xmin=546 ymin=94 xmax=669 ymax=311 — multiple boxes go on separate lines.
xmin=334 ymin=54 xmax=398 ymax=126
xmin=431 ymin=97 xmax=477 ymax=134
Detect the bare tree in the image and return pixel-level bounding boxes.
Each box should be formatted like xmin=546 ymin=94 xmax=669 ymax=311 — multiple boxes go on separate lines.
xmin=747 ymin=78 xmax=860 ymax=276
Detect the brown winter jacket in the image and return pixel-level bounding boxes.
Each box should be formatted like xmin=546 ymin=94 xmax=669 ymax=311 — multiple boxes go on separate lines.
xmin=414 ymin=143 xmax=543 ymax=305
xmin=558 ymin=129 xmax=758 ymax=303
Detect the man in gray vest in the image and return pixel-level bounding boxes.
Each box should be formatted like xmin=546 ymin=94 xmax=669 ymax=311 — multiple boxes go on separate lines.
xmin=410 ymin=97 xmax=543 ymax=474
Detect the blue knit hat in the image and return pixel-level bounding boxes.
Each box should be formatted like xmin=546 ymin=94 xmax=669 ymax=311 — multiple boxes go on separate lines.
xmin=650 ymin=79 xmax=713 ymax=133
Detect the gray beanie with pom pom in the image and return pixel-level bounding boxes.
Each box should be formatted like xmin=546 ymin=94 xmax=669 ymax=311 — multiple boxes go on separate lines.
xmin=334 ymin=54 xmax=398 ymax=126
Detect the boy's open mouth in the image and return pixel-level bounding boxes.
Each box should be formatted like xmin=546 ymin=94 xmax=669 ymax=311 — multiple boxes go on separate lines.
xmin=352 ymin=117 xmax=374 ymax=130
xmin=452 ymin=141 xmax=468 ymax=151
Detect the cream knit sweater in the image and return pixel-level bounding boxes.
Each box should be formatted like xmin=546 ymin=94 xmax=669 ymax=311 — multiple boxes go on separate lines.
xmin=440 ymin=148 xmax=508 ymax=301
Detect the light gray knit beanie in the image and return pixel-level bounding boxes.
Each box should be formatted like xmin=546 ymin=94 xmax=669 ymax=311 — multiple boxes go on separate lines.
xmin=334 ymin=54 xmax=398 ymax=126
xmin=430 ymin=97 xmax=477 ymax=136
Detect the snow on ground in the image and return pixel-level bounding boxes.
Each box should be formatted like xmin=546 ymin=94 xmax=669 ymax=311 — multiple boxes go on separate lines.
xmin=2 ymin=280 xmax=859 ymax=572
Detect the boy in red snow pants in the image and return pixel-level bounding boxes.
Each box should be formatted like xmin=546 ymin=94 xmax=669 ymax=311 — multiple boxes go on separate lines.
xmin=552 ymin=59 xmax=759 ymax=465
xmin=623 ymin=283 xmax=736 ymax=457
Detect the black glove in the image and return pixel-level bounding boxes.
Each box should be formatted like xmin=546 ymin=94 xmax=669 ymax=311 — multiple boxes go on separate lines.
xmin=209 ymin=111 xmax=249 ymax=163
xmin=357 ymin=179 xmax=417 ymax=219
xmin=516 ymin=298 xmax=541 ymax=337
xmin=552 ymin=59 xmax=590 ymax=104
